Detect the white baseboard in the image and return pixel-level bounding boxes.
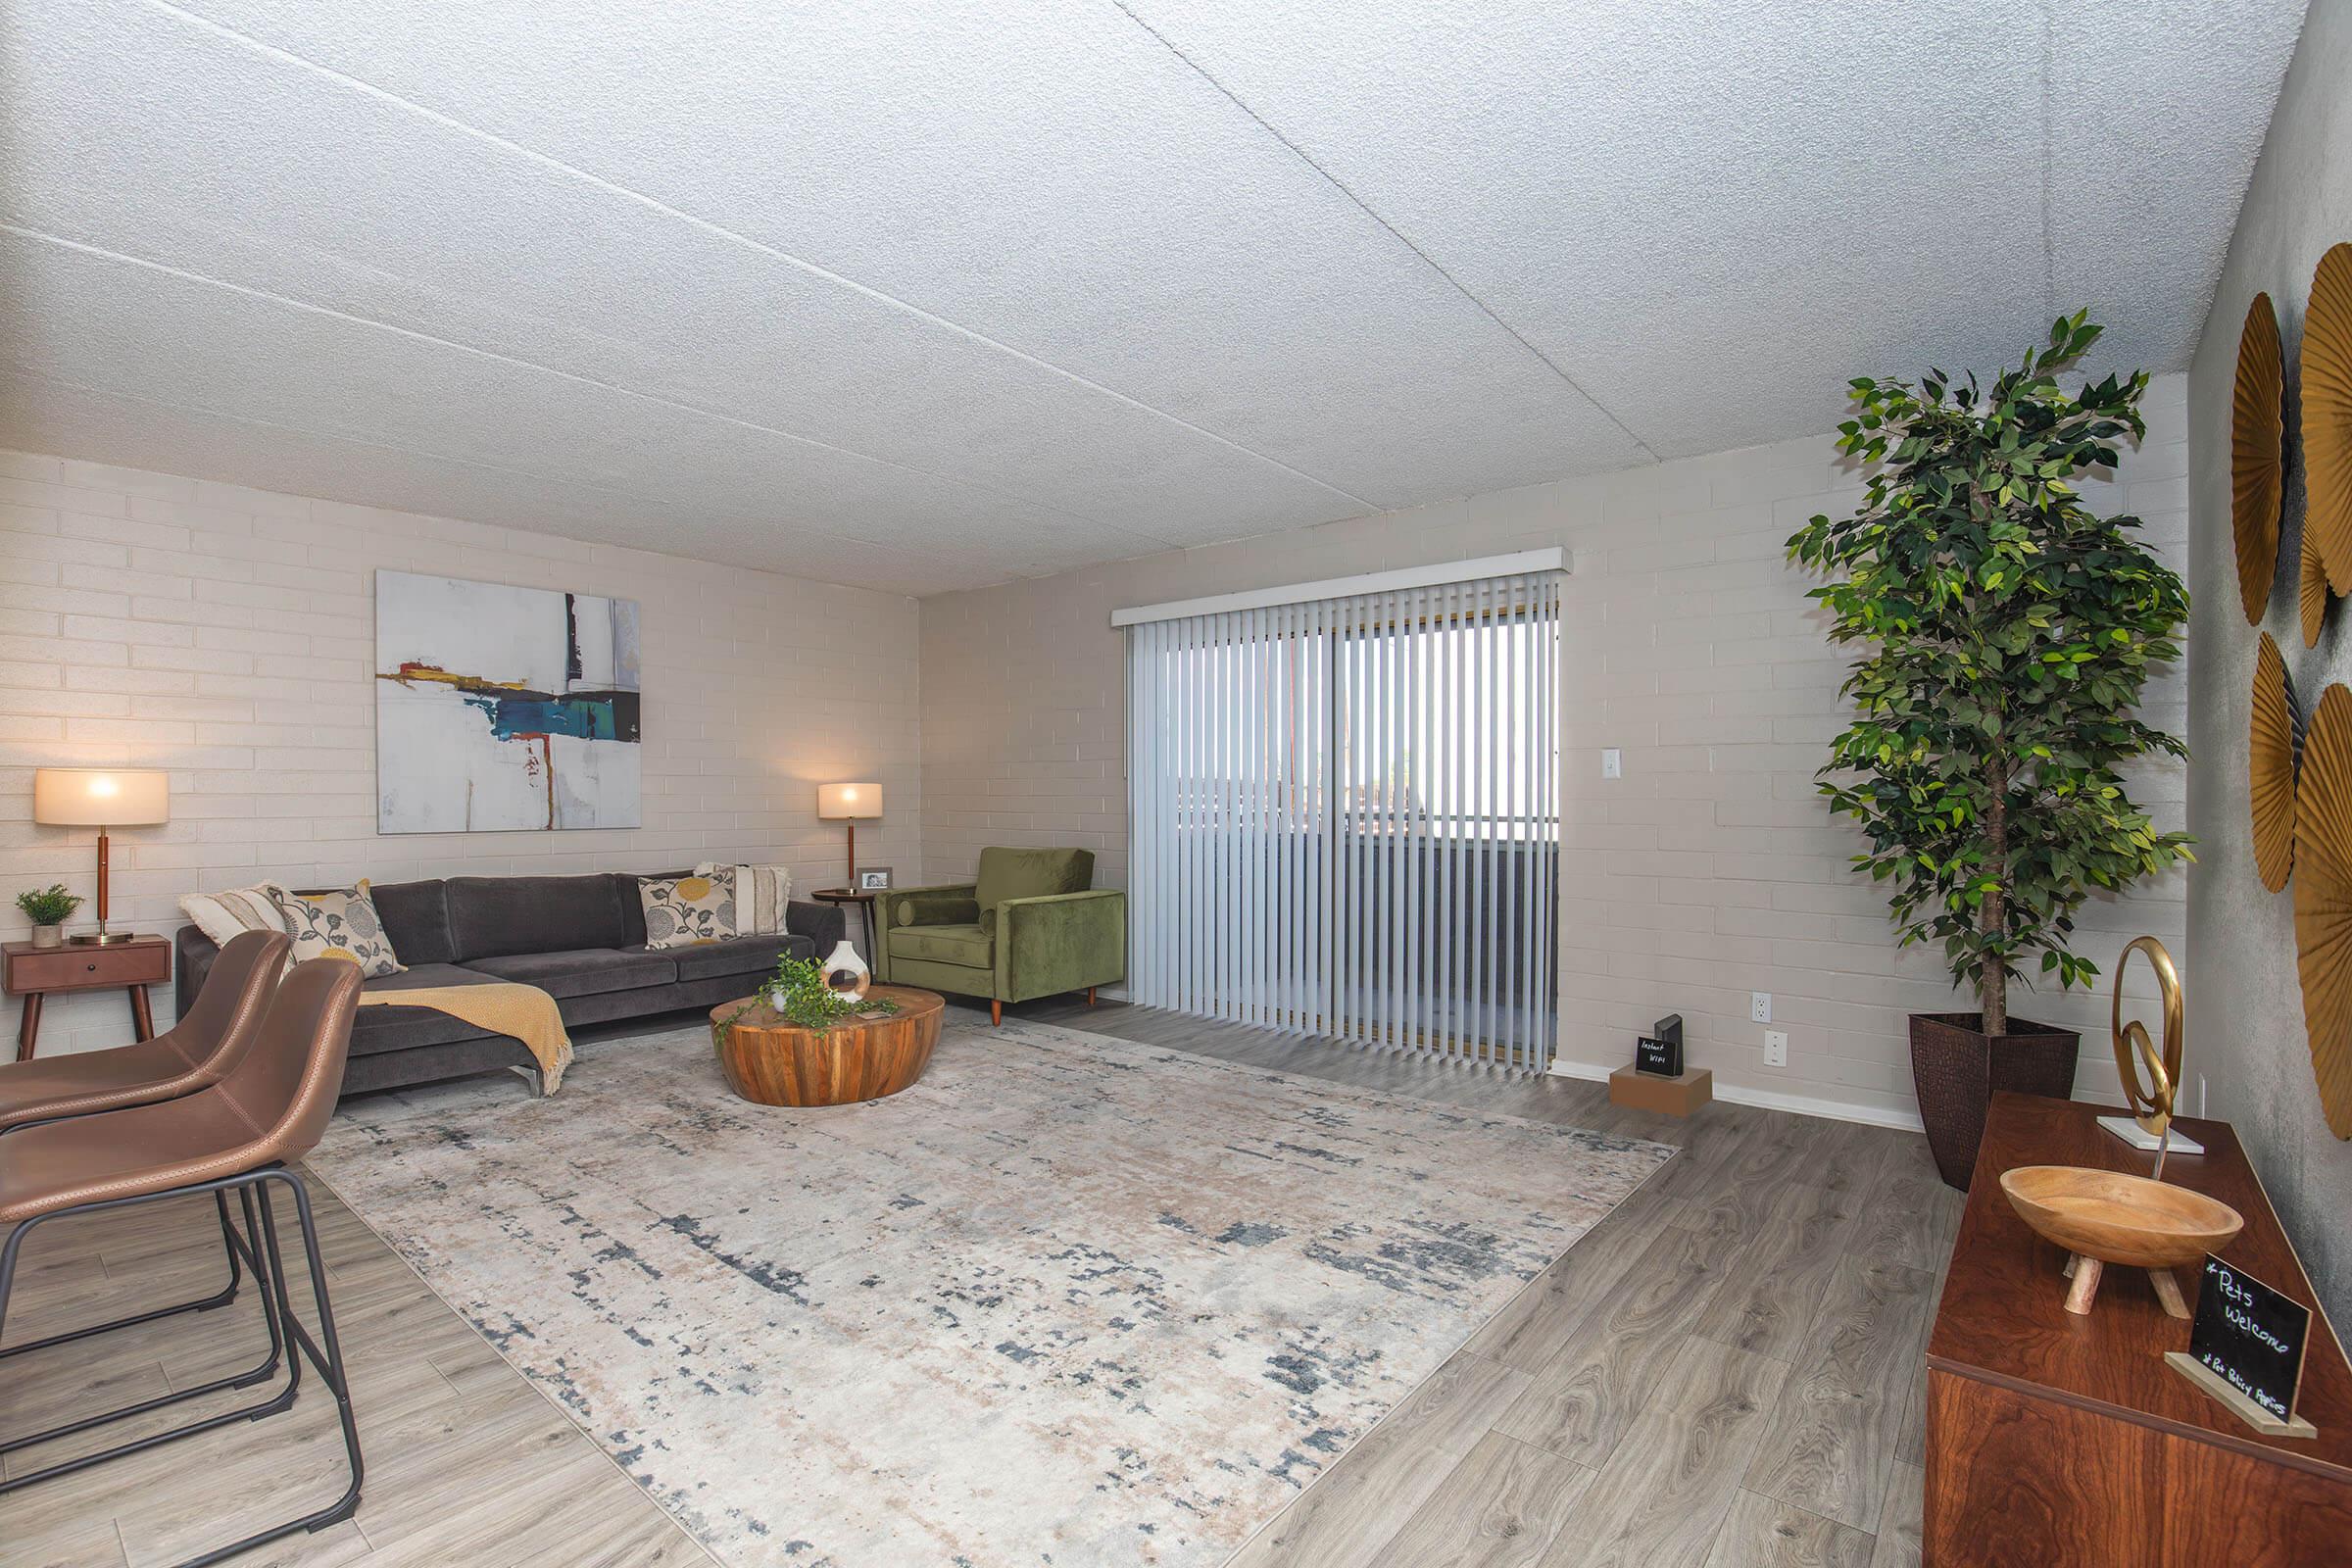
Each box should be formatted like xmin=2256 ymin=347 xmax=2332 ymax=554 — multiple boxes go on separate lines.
xmin=1546 ymin=1056 xmax=1927 ymax=1134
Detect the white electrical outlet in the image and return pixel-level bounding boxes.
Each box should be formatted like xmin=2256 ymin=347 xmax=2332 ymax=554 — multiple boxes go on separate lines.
xmin=1763 ymin=1029 xmax=1788 ymax=1067
xmin=1750 ymin=991 xmax=1772 ymax=1023
xmin=1601 ymin=748 xmax=1622 ymax=779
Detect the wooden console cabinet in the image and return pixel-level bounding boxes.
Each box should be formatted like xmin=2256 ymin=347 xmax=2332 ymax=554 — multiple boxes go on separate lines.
xmin=1924 ymin=1093 xmax=2352 ymax=1564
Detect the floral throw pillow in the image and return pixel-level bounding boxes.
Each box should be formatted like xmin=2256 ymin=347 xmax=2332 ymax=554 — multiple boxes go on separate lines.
xmin=270 ymin=880 xmax=405 ymax=978
xmin=640 ymin=870 xmax=738 ymax=949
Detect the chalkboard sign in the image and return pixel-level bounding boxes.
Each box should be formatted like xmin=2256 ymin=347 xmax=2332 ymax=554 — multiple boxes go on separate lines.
xmin=2186 ymin=1254 xmax=2311 ymax=1425
xmin=1636 ymin=1013 xmax=1684 ymax=1077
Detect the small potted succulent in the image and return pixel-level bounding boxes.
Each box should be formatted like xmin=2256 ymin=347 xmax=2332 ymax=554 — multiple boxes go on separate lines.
xmin=17 ymin=884 xmax=83 ymax=948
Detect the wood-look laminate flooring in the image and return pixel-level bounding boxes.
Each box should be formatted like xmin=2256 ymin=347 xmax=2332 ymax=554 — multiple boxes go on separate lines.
xmin=0 ymin=999 xmax=1958 ymax=1567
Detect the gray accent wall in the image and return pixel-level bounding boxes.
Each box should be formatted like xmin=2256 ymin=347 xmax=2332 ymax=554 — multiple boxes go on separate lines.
xmin=2186 ymin=0 xmax=2352 ymax=1330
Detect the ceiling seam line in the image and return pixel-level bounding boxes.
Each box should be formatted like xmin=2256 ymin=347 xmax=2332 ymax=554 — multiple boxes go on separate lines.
xmin=135 ymin=0 xmax=1378 ymax=512
xmin=5 ymin=357 xmax=1182 ymax=583
xmin=1105 ymin=0 xmax=1659 ymax=465
xmin=7 ymin=365 xmax=990 ymax=588
xmin=2 ymin=360 xmax=912 ymax=552
xmin=4 ymin=221 xmax=1143 ymax=537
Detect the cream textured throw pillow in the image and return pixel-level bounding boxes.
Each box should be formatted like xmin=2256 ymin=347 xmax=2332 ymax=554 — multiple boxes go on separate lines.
xmin=693 ymin=861 xmax=791 ymax=934
xmin=270 ymin=880 xmax=405 ymax=978
xmin=641 ymin=869 xmax=739 ymax=949
xmin=179 ymin=884 xmax=294 ymax=948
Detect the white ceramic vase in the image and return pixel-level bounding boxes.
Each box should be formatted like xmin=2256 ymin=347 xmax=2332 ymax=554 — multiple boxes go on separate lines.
xmin=821 ymin=939 xmax=871 ymax=1001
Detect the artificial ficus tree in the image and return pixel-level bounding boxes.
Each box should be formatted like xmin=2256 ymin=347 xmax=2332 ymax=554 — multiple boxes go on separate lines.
xmin=1787 ymin=313 xmax=2193 ymax=1037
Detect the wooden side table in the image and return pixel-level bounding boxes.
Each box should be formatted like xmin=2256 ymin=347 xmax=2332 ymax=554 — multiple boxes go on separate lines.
xmin=808 ymin=887 xmax=880 ymax=964
xmin=4 ymin=934 xmax=172 ymax=1060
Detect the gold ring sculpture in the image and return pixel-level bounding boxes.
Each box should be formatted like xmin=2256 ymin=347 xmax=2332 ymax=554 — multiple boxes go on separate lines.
xmin=2111 ymin=935 xmax=2184 ymax=1147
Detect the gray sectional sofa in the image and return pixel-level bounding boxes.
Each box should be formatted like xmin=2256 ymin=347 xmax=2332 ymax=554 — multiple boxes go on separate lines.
xmin=175 ymin=871 xmax=844 ymax=1097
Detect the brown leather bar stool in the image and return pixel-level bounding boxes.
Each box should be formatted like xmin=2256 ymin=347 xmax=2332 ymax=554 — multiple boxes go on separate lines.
xmin=0 ymin=928 xmax=289 ymax=1133
xmin=0 ymin=958 xmax=365 ymax=1568
xmin=0 ymin=928 xmax=291 ymax=1355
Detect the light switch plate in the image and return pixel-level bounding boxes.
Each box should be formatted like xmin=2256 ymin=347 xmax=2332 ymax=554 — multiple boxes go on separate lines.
xmin=1750 ymin=991 xmax=1772 ymax=1023
xmin=1763 ymin=1029 xmax=1788 ymax=1067
xmin=1601 ymin=748 xmax=1622 ymax=779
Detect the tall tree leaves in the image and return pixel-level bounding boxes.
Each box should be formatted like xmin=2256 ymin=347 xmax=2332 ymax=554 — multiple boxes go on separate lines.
xmin=1787 ymin=313 xmax=2192 ymax=1034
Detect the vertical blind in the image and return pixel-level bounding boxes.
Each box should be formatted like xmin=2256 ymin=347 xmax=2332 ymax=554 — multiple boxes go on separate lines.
xmin=1127 ymin=567 xmax=1561 ymax=1071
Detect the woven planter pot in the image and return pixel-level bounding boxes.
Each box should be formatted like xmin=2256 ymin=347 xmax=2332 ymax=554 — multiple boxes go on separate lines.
xmin=1908 ymin=1012 xmax=2080 ymax=1191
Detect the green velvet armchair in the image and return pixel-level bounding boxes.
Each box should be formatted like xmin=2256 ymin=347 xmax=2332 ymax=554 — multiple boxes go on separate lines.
xmin=873 ymin=847 xmax=1125 ymax=1023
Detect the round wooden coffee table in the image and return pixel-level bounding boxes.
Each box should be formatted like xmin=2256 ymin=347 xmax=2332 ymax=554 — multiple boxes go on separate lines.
xmin=709 ymin=985 xmax=945 ymax=1106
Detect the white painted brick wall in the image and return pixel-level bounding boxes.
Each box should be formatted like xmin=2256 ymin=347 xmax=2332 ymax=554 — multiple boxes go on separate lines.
xmin=0 ymin=450 xmax=921 ymax=1054
xmin=919 ymin=377 xmax=2191 ymax=1126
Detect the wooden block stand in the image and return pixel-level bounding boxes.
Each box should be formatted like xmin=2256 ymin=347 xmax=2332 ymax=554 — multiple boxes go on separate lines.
xmin=1608 ymin=1062 xmax=1712 ymax=1116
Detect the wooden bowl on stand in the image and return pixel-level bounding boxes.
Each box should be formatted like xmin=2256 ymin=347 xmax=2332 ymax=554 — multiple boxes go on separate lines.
xmin=1999 ymin=1165 xmax=2245 ymax=1318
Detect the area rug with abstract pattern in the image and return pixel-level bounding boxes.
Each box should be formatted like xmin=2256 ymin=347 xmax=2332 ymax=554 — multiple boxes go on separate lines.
xmin=305 ymin=1016 xmax=1673 ymax=1567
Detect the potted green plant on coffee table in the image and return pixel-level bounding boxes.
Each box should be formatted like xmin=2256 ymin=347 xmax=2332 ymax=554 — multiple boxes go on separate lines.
xmin=16 ymin=884 xmax=82 ymax=949
xmin=1788 ymin=313 xmax=2192 ymax=1189
xmin=712 ymin=954 xmax=898 ymax=1044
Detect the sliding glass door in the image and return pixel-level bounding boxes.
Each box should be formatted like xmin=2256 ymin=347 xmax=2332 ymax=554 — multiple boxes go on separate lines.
xmin=1127 ymin=567 xmax=1560 ymax=1071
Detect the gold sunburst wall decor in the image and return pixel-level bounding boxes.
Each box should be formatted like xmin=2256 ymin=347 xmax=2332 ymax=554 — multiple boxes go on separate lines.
xmin=2302 ymin=524 xmax=2329 ymax=647
xmin=2251 ymin=632 xmax=2300 ymax=893
xmin=2307 ymin=243 xmax=2352 ymax=597
xmin=2234 ymin=292 xmax=2285 ymax=622
xmin=2292 ymin=682 xmax=2352 ymax=1139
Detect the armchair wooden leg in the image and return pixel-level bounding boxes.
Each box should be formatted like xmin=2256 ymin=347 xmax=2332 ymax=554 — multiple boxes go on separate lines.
xmin=1087 ymin=987 xmax=1097 ymax=1006
xmin=991 ymin=1000 xmax=1003 ymax=1026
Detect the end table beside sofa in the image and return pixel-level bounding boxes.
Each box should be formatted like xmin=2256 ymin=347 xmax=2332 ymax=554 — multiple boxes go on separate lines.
xmin=5 ymin=932 xmax=172 ymax=1060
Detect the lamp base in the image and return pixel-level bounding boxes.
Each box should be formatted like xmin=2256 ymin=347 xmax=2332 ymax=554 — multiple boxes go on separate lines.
xmin=69 ymin=931 xmax=138 ymax=946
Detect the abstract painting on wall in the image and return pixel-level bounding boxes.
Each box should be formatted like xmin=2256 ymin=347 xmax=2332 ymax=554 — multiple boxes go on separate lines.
xmin=375 ymin=571 xmax=641 ymax=832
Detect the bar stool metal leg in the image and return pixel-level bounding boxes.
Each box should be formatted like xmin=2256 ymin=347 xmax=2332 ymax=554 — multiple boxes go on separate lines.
xmin=236 ymin=1169 xmax=365 ymax=1544
xmin=0 ymin=1190 xmax=249 ymax=1361
xmin=0 ymin=1168 xmax=366 ymax=1567
xmin=155 ymin=1168 xmax=365 ymax=1568
xmin=0 ymin=1180 xmax=296 ymax=1488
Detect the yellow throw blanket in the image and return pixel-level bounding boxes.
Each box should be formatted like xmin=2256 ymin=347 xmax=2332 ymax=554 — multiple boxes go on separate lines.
xmin=357 ymin=983 xmax=574 ymax=1095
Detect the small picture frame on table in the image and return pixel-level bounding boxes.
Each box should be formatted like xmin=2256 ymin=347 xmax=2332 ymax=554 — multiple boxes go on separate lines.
xmin=858 ymin=867 xmax=893 ymax=891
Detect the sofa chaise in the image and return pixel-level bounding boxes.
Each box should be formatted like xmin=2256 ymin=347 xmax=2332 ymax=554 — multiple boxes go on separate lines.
xmin=176 ymin=870 xmax=843 ymax=1097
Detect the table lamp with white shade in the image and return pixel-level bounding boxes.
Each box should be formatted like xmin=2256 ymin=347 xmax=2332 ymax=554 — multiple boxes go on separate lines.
xmin=816 ymin=782 xmax=881 ymax=888
xmin=32 ymin=768 xmax=170 ymax=945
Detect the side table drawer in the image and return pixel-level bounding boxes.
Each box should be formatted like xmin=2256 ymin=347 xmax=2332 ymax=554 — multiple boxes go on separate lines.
xmin=6 ymin=944 xmax=172 ymax=994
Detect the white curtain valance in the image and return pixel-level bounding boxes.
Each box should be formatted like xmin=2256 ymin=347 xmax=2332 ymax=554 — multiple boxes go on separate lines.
xmin=1109 ymin=548 xmax=1567 ymax=628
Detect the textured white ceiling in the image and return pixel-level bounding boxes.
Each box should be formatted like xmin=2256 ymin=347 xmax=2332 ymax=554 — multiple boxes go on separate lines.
xmin=0 ymin=1 xmax=2305 ymax=593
